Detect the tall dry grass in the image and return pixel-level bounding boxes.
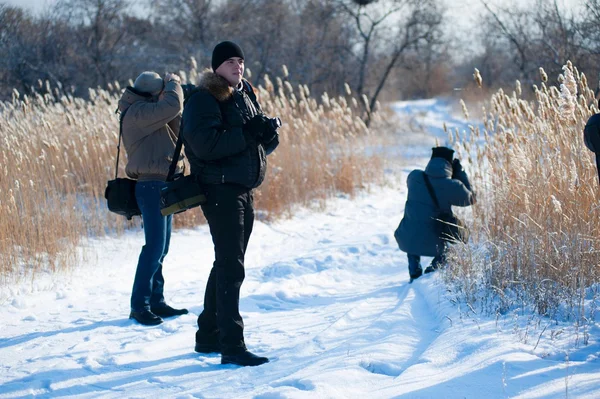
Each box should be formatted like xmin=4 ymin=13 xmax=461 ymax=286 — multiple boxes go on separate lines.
xmin=446 ymin=62 xmax=600 ymax=324
xmin=0 ymin=62 xmax=387 ymax=285
xmin=251 ymin=72 xmax=384 ymax=219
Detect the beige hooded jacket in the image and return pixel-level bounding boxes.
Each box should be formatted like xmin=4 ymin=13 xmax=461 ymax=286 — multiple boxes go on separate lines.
xmin=117 ymin=80 xmax=184 ymax=181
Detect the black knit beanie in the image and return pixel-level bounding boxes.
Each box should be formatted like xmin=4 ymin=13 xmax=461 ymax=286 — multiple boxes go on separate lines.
xmin=211 ymin=41 xmax=245 ymax=71
xmin=431 ymin=146 xmax=455 ymax=163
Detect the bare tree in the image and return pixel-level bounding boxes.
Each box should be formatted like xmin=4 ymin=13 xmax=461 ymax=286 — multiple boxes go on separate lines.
xmin=0 ymin=6 xmax=32 ymax=91
xmin=476 ymin=0 xmax=600 ymax=89
xmin=0 ymin=0 xmax=455 ymax=104
xmin=151 ymin=0 xmax=214 ymax=56
xmin=0 ymin=5 xmax=79 ymax=96
xmin=336 ymin=0 xmax=444 ymax=125
xmin=580 ymin=0 xmax=600 ymax=95
xmin=479 ymin=0 xmax=534 ymax=79
xmin=289 ymin=0 xmax=357 ymax=95
xmin=55 ymin=0 xmax=131 ymax=87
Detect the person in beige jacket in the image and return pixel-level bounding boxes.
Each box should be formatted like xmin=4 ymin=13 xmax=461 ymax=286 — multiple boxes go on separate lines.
xmin=118 ymin=71 xmax=188 ymax=325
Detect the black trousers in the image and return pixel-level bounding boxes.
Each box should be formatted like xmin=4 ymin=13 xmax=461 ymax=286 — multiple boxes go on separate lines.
xmin=197 ymin=184 xmax=254 ymax=354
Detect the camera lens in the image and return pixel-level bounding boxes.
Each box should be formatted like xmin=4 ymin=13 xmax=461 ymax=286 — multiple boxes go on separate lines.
xmin=269 ymin=117 xmax=282 ymax=130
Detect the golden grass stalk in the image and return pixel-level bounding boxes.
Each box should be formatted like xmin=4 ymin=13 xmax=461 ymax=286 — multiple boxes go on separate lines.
xmin=446 ymin=61 xmax=600 ymax=320
xmin=0 ymin=66 xmax=388 ymax=285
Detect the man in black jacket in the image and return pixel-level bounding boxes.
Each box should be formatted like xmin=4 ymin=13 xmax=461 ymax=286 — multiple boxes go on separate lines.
xmin=182 ymin=41 xmax=279 ymax=367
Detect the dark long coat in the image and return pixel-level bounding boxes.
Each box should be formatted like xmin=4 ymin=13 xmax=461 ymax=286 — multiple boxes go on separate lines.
xmin=395 ymin=157 xmax=475 ymax=256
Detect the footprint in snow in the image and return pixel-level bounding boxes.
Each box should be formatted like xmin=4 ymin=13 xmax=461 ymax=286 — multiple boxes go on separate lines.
xmin=359 ymin=359 xmax=402 ymax=377
xmin=271 ymin=378 xmax=315 ymax=391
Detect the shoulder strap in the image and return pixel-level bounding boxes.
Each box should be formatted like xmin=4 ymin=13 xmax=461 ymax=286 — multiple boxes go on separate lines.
xmin=242 ymin=79 xmax=260 ymax=110
xmin=182 ymin=84 xmax=202 ymax=106
xmin=422 ymin=172 xmax=440 ymax=209
xmin=166 ymin=119 xmax=184 ymax=182
xmin=114 ymin=107 xmax=128 ymax=180
xmin=242 ymin=79 xmax=255 ymax=98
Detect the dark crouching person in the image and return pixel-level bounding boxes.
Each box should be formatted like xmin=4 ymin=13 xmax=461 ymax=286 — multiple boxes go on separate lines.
xmin=181 ymin=41 xmax=279 ymax=367
xmin=394 ymin=146 xmax=476 ymax=282
xmin=119 ymin=71 xmax=189 ymax=325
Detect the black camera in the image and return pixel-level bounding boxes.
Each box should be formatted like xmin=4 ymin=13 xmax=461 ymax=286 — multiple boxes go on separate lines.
xmin=268 ymin=117 xmax=282 ymax=131
xmin=245 ymin=114 xmax=281 ymax=136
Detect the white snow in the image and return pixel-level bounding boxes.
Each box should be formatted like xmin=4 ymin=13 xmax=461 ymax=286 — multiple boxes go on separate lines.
xmin=1 ymin=99 xmax=599 ymax=399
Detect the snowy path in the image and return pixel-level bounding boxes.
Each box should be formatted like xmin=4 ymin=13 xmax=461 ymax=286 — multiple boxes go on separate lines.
xmin=2 ymin=184 xmax=599 ymax=398
xmin=2 ymin=99 xmax=600 ymax=398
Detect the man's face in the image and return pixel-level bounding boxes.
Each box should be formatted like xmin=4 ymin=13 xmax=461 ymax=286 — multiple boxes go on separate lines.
xmin=215 ymin=57 xmax=244 ymax=87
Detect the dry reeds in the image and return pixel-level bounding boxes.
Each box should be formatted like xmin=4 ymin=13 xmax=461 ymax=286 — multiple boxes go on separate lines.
xmin=446 ymin=61 xmax=600 ymax=322
xmin=251 ymin=72 xmax=384 ymax=219
xmin=0 ymin=63 xmax=387 ymax=285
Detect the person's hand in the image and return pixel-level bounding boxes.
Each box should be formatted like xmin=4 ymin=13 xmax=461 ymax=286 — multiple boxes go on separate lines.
xmin=244 ymin=114 xmax=269 ymax=138
xmin=165 ymin=73 xmax=181 ymax=84
xmin=261 ymin=129 xmax=278 ymax=145
xmin=452 ymin=158 xmax=463 ymax=178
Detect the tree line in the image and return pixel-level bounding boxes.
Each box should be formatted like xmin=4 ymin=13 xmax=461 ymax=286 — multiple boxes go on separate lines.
xmin=0 ymin=0 xmax=599 ymax=106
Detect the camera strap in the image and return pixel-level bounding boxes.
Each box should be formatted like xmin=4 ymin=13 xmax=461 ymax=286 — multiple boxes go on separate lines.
xmin=114 ymin=107 xmax=129 ymax=180
xmin=422 ymin=173 xmax=441 ymax=210
xmin=166 ymin=119 xmax=184 ymax=182
xmin=242 ymin=79 xmax=261 ymax=112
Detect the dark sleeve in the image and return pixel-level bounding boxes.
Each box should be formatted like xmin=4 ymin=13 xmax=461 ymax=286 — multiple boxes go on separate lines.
xmin=446 ymin=178 xmax=476 ymax=207
xmin=584 ymin=113 xmax=600 ymax=152
xmin=452 ymin=168 xmax=472 ymax=192
xmin=182 ymin=91 xmax=247 ymax=161
xmin=263 ymin=134 xmax=279 ymax=155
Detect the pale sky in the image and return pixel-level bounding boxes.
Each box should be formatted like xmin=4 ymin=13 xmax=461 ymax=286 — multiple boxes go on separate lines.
xmin=1 ymin=0 xmax=56 ymax=11
xmin=1 ymin=0 xmax=582 ymax=15
xmin=1 ymin=0 xmax=149 ymax=13
xmin=0 ymin=0 xmax=582 ymax=39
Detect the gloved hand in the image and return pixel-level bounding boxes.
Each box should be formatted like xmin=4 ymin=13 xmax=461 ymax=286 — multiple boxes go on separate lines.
xmin=263 ymin=132 xmax=279 ymax=155
xmin=261 ymin=127 xmax=278 ymax=146
xmin=452 ymin=158 xmax=463 ymax=179
xmin=164 ymin=72 xmax=181 ymax=84
xmin=244 ymin=114 xmax=270 ymax=139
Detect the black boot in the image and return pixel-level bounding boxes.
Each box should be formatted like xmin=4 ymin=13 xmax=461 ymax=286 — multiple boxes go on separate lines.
xmin=129 ymin=310 xmax=163 ymax=326
xmin=151 ymin=304 xmax=189 ymax=318
xmin=195 ymin=330 xmax=221 ymax=353
xmin=221 ymin=350 xmax=269 ymax=366
xmin=409 ymin=268 xmax=423 ymax=283
xmin=424 ymin=265 xmax=437 ymax=274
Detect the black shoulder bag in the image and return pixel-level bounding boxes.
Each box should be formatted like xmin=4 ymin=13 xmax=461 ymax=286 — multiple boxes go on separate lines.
xmin=423 ymin=173 xmax=469 ymax=243
xmin=159 ymin=127 xmax=207 ymax=216
xmin=104 ymin=108 xmax=141 ymax=220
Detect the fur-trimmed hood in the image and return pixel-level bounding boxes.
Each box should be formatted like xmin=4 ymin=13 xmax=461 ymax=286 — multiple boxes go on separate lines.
xmin=197 ymin=69 xmax=238 ymax=102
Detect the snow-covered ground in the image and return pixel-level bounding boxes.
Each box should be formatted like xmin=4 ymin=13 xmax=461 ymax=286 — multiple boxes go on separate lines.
xmin=1 ymin=99 xmax=599 ymax=398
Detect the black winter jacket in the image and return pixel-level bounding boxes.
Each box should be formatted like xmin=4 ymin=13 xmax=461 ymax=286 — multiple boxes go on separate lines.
xmin=182 ymin=71 xmax=267 ymax=188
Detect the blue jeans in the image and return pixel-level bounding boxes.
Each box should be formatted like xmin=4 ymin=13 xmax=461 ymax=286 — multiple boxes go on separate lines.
xmin=130 ymin=181 xmax=172 ymax=312
xmin=407 ymin=250 xmax=446 ymax=277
